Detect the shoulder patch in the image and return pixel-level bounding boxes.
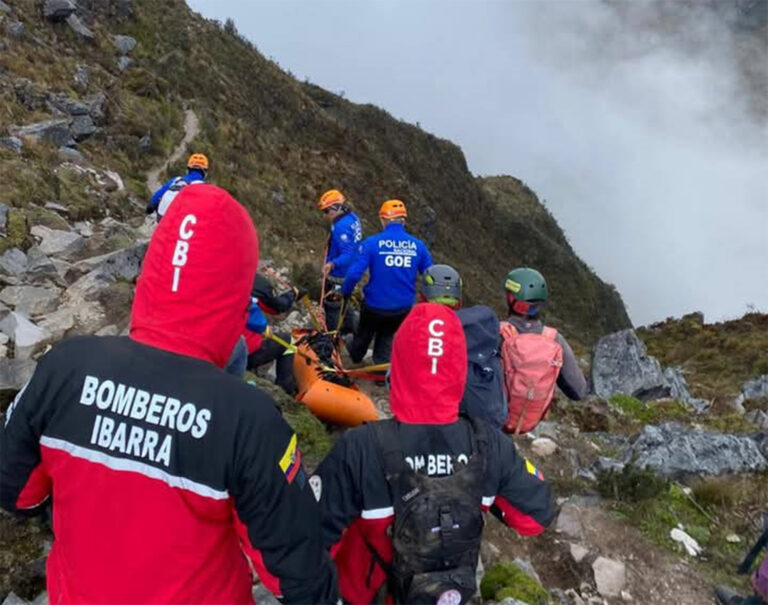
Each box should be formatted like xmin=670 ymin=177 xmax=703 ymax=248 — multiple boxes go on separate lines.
xmin=309 ymin=475 xmax=322 ymax=501
xmin=525 ymin=459 xmax=545 ymax=481
xmin=278 ymin=434 xmax=302 ymax=484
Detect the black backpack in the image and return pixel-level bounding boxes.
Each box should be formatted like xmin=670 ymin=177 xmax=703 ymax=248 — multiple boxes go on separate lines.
xmin=371 ymin=417 xmax=487 ymax=605
xmin=456 ymin=306 xmax=507 ymax=430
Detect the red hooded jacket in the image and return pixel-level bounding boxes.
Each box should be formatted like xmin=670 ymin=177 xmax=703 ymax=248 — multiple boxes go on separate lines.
xmin=313 ymin=303 xmax=555 ymax=603
xmin=0 ymin=185 xmax=337 ymax=604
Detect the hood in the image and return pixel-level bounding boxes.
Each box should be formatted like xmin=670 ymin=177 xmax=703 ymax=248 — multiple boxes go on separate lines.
xmin=131 ymin=184 xmax=259 ymax=367
xmin=389 ymin=303 xmax=467 ymax=424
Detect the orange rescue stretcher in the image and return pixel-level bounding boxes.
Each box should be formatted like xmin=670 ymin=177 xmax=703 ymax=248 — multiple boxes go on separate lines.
xmin=291 ymin=329 xmax=379 ymax=427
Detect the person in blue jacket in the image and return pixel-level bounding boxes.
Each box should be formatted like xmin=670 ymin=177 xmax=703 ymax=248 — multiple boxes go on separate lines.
xmin=317 ymin=189 xmax=362 ymax=333
xmin=146 ymin=153 xmax=208 ymax=221
xmin=342 ymin=199 xmax=433 ymax=365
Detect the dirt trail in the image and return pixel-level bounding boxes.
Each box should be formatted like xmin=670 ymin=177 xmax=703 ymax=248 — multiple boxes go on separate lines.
xmin=145 ymin=109 xmax=200 ymax=193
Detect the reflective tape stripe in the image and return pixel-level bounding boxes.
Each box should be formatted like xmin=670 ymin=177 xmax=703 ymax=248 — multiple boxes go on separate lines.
xmin=40 ymin=436 xmax=229 ymax=501
xmin=361 ymin=506 xmax=394 ymax=519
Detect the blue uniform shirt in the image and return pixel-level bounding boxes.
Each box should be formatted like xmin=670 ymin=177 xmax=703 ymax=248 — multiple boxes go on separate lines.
xmin=149 ymin=169 xmax=206 ymax=218
xmin=342 ymin=223 xmax=433 ymax=311
xmin=325 ymin=211 xmax=362 ymax=279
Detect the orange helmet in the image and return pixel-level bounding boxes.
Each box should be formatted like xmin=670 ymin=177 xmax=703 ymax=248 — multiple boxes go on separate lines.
xmin=187 ymin=153 xmax=209 ymax=171
xmin=317 ymin=189 xmax=346 ymax=211
xmin=379 ymin=199 xmax=407 ymax=220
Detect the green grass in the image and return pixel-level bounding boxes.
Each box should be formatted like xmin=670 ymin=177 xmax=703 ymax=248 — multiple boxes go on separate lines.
xmin=605 ymin=475 xmax=768 ymax=593
xmin=638 ymin=312 xmax=768 ymax=402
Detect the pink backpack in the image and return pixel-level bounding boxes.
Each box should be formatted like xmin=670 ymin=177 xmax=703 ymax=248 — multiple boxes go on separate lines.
xmin=499 ymin=322 xmax=564 ymax=434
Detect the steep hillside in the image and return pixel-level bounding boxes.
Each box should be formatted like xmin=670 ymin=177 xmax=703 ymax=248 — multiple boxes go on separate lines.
xmin=0 ymin=0 xmax=630 ymax=347
xmin=638 ymin=311 xmax=768 ymax=403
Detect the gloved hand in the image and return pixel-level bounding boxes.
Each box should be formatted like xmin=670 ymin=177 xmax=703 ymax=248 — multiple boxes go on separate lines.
xmin=262 ymin=325 xmax=273 ymax=339
xmin=245 ymin=298 xmax=269 ymax=334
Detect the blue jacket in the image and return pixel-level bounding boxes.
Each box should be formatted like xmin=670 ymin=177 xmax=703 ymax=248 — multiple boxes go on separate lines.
xmin=149 ymin=169 xmax=206 ymax=218
xmin=325 ymin=211 xmax=362 ymax=279
xmin=342 ymin=223 xmax=433 ymax=311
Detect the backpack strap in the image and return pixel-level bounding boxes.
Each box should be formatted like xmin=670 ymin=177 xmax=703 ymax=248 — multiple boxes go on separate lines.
xmin=371 ymin=420 xmax=408 ymax=483
xmin=541 ymin=326 xmax=558 ymax=341
xmin=499 ymin=321 xmax=518 ymax=340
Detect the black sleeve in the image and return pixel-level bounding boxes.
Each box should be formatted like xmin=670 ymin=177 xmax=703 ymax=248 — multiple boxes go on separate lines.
xmin=253 ymin=274 xmax=296 ymax=314
xmin=0 ymin=359 xmax=54 ymax=515
xmin=488 ymin=430 xmax=556 ymax=535
xmin=313 ymin=429 xmax=366 ymax=549
xmin=230 ymin=396 xmax=338 ymax=604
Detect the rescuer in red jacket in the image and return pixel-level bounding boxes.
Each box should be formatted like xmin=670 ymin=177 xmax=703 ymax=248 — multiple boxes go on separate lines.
xmin=0 ymin=185 xmax=338 ymax=604
xmin=311 ymin=303 xmax=555 ymax=604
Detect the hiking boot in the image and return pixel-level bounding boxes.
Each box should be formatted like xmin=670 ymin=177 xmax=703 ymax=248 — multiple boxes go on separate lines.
xmin=716 ymin=586 xmax=768 ymax=605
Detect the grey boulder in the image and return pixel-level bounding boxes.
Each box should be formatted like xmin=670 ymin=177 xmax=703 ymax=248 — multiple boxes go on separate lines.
xmin=0 ymin=249 xmax=28 ymax=277
xmin=25 ymin=247 xmax=60 ymax=282
xmin=65 ymin=14 xmax=94 ymax=39
xmin=31 ymin=225 xmax=85 ymax=260
xmin=9 ymin=119 xmax=74 ymax=148
xmin=0 ymin=285 xmax=61 ymax=316
xmin=43 ymin=0 xmax=75 ymax=21
xmin=117 ymin=56 xmax=133 ymax=71
xmin=70 ymin=115 xmax=96 ymax=141
xmin=736 ymin=375 xmax=768 ymax=406
xmin=112 ymin=34 xmax=137 ymax=55
xmin=0 ymin=358 xmax=37 ymax=398
xmin=0 ymin=1 xmax=11 ymax=13
xmin=0 ymin=136 xmax=23 ymax=154
xmin=592 ymin=329 xmax=669 ymax=400
xmin=664 ymin=367 xmax=709 ymax=412
xmin=0 ymin=312 xmax=51 ymax=360
xmin=73 ymin=243 xmax=147 ymax=281
xmin=47 ymin=93 xmax=88 ymax=116
xmin=632 ymin=423 xmax=767 ymax=478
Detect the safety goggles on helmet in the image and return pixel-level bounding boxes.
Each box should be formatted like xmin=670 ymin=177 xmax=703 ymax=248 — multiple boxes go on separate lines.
xmin=507 ymin=292 xmax=544 ymax=317
xmin=322 ymin=204 xmax=342 ymax=215
xmin=427 ymin=295 xmax=461 ymax=309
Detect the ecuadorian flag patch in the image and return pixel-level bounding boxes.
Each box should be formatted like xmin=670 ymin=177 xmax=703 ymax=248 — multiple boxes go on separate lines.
xmin=279 ymin=434 xmax=301 ymax=484
xmin=525 ymin=459 xmax=545 ymax=481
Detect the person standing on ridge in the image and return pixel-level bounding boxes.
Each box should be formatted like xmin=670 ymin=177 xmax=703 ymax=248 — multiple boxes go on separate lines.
xmin=342 ymin=199 xmax=433 ymax=365
xmin=146 ymin=153 xmax=209 ymax=221
xmin=318 ymin=189 xmax=362 ymax=333
xmin=311 ymin=303 xmax=555 ymax=604
xmin=500 ymin=267 xmax=587 ymax=432
xmin=1 ymin=185 xmax=338 ymax=604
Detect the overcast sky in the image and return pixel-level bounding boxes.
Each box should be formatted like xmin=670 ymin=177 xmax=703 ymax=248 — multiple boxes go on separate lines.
xmin=187 ymin=0 xmax=767 ymax=326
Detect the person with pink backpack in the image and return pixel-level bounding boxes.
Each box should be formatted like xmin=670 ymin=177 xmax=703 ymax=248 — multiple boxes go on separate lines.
xmin=500 ymin=267 xmax=587 ymax=433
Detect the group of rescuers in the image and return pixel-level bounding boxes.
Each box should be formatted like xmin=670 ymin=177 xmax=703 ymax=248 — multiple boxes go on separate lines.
xmin=0 ymin=155 xmax=760 ymax=605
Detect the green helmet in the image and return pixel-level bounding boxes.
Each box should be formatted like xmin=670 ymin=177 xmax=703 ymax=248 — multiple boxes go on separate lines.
xmin=421 ymin=264 xmax=462 ymax=308
xmin=504 ymin=267 xmax=547 ymax=301
xmin=505 ymin=267 xmax=547 ymax=317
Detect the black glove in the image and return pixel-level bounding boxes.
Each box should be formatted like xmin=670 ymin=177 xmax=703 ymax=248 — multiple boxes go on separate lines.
xmin=145 ymin=202 xmax=155 ymax=215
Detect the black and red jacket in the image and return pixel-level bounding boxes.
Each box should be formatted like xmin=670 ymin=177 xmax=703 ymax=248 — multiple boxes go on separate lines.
xmin=0 ymin=185 xmax=337 ymax=604
xmin=312 ymin=304 xmax=555 ymax=604
xmin=243 ymin=273 xmax=297 ymax=354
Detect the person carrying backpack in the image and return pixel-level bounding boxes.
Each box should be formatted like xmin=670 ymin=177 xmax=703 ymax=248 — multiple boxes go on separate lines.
xmin=1 ymin=185 xmax=338 ymax=604
xmin=312 ymin=303 xmax=555 ymax=605
xmin=500 ymin=267 xmax=587 ymax=433
xmin=318 ymin=189 xmax=362 ymax=334
xmin=341 ymin=200 xmax=433 ymax=365
xmin=146 ymin=153 xmax=208 ymax=221
xmin=419 ymin=264 xmax=508 ymax=430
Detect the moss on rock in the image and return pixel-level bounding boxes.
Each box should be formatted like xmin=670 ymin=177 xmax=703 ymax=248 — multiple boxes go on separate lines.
xmin=480 ymin=561 xmax=549 ymax=604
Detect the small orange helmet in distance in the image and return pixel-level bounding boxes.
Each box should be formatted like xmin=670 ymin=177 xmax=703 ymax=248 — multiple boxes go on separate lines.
xmin=187 ymin=153 xmax=209 ymax=171
xmin=317 ymin=189 xmax=346 ymax=211
xmin=379 ymin=199 xmax=407 ymax=220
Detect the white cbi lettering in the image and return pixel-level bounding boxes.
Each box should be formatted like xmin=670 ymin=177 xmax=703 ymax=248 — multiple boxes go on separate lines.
xmin=171 ymin=214 xmax=197 ymax=292
xmin=427 ymin=319 xmax=445 ymax=375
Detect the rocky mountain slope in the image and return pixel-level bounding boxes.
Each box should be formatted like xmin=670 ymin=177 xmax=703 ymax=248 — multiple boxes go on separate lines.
xmin=0 ymin=0 xmax=629 ymax=348
xmin=1 ymin=2 xmax=767 ymax=605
